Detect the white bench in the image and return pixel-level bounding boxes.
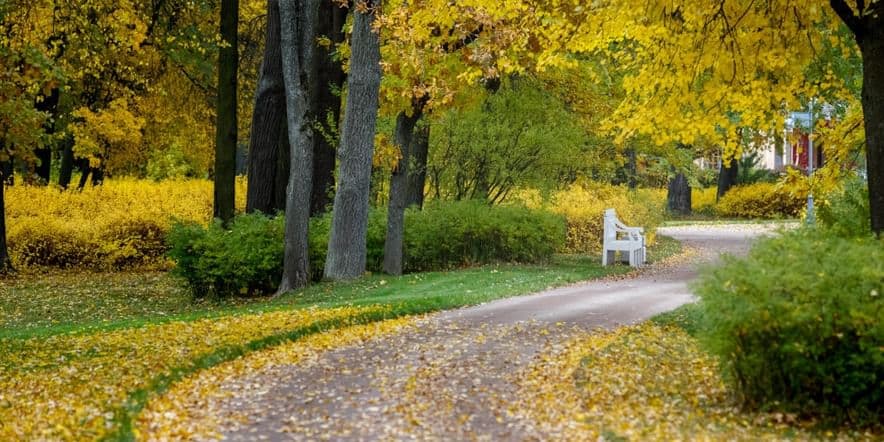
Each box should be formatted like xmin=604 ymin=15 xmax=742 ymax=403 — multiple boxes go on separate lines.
xmin=602 ymin=208 xmax=645 ymax=267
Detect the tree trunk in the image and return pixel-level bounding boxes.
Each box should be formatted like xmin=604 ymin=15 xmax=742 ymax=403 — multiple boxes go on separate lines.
xmin=830 ymin=0 xmax=882 ymax=235
xmin=34 ymin=87 xmax=60 ymax=185
xmin=276 ymin=0 xmax=317 ymax=293
xmin=35 ymin=148 xmax=51 ymax=184
xmin=213 ymin=0 xmax=239 ymax=224
xmin=58 ymin=137 xmax=75 ymax=189
xmin=383 ymin=104 xmax=424 ymax=275
xmin=627 ymin=148 xmax=637 ymax=190
xmin=0 ymin=174 xmax=11 ymax=274
xmin=324 ymin=1 xmax=382 ymax=280
xmin=77 ymin=158 xmax=91 ymax=190
xmin=245 ymin=0 xmax=286 ymax=215
xmin=717 ymin=157 xmax=739 ymax=200
xmin=667 ymin=171 xmax=691 ymax=216
xmin=859 ymin=23 xmax=884 ymax=235
xmin=310 ymin=3 xmax=347 ymax=216
xmin=406 ymin=120 xmax=429 ymax=208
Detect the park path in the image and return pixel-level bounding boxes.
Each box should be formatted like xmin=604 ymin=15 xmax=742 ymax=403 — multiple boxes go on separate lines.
xmin=175 ymin=224 xmax=781 ymax=441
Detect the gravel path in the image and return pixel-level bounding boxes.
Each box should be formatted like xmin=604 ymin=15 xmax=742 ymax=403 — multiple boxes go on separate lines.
xmin=168 ymin=224 xmax=784 ymax=441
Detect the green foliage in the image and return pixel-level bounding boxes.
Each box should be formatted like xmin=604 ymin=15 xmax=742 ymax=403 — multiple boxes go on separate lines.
xmin=428 ymin=79 xmax=593 ymax=203
xmin=737 ymin=152 xmax=779 ymax=185
xmin=818 ymin=178 xmax=871 ymax=238
xmin=695 ymin=230 xmax=883 ymax=425
xmin=404 ymin=200 xmax=566 ymax=272
xmin=168 ymin=202 xmax=566 ymax=297
xmin=715 ymin=183 xmax=806 ymax=219
xmin=168 ymin=214 xmax=285 ymax=297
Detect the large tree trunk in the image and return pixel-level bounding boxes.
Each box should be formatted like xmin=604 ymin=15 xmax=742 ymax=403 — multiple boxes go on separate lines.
xmin=406 ymin=121 xmax=429 ymax=208
xmin=310 ymin=4 xmax=347 ymax=216
xmin=323 ymin=1 xmax=382 ymax=280
xmin=34 ymin=87 xmax=60 ymax=185
xmin=276 ymin=0 xmax=317 ymax=293
xmin=383 ymin=104 xmax=424 ymax=275
xmin=245 ymin=0 xmax=286 ymax=215
xmin=859 ymin=22 xmax=884 ymax=235
xmin=667 ymin=171 xmax=691 ymax=216
xmin=717 ymin=157 xmax=739 ymax=200
xmin=213 ymin=0 xmax=239 ymax=223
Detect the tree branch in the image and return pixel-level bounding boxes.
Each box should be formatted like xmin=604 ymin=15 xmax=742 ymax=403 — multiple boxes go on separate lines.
xmin=829 ymin=0 xmax=863 ymax=38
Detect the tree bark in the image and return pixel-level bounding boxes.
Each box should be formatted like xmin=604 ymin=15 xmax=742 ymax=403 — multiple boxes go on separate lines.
xmin=213 ymin=0 xmax=239 ymax=224
xmin=627 ymin=148 xmax=637 ymax=190
xmin=245 ymin=0 xmax=286 ymax=215
xmin=830 ymin=0 xmax=883 ymax=235
xmin=58 ymin=136 xmax=75 ymax=189
xmin=383 ymin=103 xmax=424 ymax=275
xmin=310 ymin=3 xmax=347 ymax=216
xmin=324 ymin=0 xmax=381 ymax=280
xmin=276 ymin=0 xmax=317 ymax=293
xmin=667 ymin=171 xmax=691 ymax=216
xmin=717 ymin=157 xmax=739 ymax=200
xmin=0 ymin=154 xmax=12 ymax=273
xmin=406 ymin=120 xmax=429 ymax=208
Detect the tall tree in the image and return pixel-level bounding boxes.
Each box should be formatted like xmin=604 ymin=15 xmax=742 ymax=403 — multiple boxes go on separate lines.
xmin=830 ymin=0 xmax=884 ymax=235
xmin=277 ymin=0 xmax=318 ymax=292
xmin=406 ymin=121 xmax=429 ymax=208
xmin=245 ymin=0 xmax=287 ymax=214
xmin=668 ymin=171 xmax=691 ymax=215
xmin=324 ymin=0 xmax=382 ymax=280
xmin=383 ymin=99 xmax=425 ymax=275
xmin=213 ymin=0 xmax=239 ymax=223
xmin=310 ymin=3 xmax=347 ymax=215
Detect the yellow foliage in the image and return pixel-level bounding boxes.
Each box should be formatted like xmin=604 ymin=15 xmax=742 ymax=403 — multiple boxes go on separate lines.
xmin=136 ymin=317 xmax=416 ymax=439
xmin=691 ymin=187 xmax=718 ymax=215
xmin=0 ymin=305 xmax=388 ymax=440
xmin=715 ymin=183 xmax=807 ymax=219
xmin=71 ymin=99 xmax=147 ymax=173
xmin=515 ymin=324 xmax=875 ymax=440
xmin=5 ymin=178 xmax=247 ymax=269
xmin=537 ymin=182 xmax=664 ymax=253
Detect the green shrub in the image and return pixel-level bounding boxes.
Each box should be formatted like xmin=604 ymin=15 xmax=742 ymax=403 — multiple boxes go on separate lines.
xmin=715 ymin=183 xmax=806 ymax=219
xmin=168 ymin=202 xmax=565 ymax=297
xmin=404 ymin=200 xmax=565 ymax=272
xmin=695 ymin=229 xmax=883 ymax=425
xmin=818 ymin=178 xmax=871 ymax=238
xmin=168 ymin=214 xmax=285 ymax=297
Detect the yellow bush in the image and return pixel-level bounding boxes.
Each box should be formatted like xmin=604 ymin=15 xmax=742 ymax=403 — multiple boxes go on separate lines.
xmin=715 ymin=183 xmax=806 ymax=219
xmin=691 ymin=187 xmax=718 ymax=215
xmin=547 ymin=181 xmax=664 ymax=254
xmin=5 ymin=178 xmax=247 ymax=270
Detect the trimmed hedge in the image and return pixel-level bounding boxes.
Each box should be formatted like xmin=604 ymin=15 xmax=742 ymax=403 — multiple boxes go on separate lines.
xmin=168 ymin=201 xmax=566 ymax=297
xmin=715 ymin=183 xmax=806 ymax=219
xmin=695 ymin=229 xmax=883 ymax=425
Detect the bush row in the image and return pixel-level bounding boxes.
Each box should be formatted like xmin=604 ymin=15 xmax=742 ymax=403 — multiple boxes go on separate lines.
xmin=515 ymin=181 xmax=665 ymax=253
xmin=168 ymin=200 xmax=566 ymax=297
xmin=695 ymin=229 xmax=882 ymax=425
xmin=5 ymin=179 xmax=247 ymax=270
xmin=713 ymin=183 xmax=807 ymax=219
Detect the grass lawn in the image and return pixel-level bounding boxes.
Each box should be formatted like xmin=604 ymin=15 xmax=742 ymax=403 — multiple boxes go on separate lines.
xmin=0 ymin=236 xmax=681 ymax=339
xmin=0 ymin=237 xmax=680 ymax=440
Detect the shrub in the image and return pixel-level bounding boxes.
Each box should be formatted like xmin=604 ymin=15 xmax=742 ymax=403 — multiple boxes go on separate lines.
xmin=548 ymin=181 xmax=664 ymax=253
xmin=404 ymin=200 xmax=565 ymax=271
xmin=168 ymin=202 xmax=565 ymax=297
xmin=691 ymin=187 xmax=718 ymax=215
xmin=5 ymin=178 xmax=247 ymax=270
xmin=695 ymin=229 xmax=883 ymax=425
xmin=715 ymin=183 xmax=806 ymax=219
xmin=818 ymin=178 xmax=871 ymax=238
xmin=168 ymin=214 xmax=285 ymax=297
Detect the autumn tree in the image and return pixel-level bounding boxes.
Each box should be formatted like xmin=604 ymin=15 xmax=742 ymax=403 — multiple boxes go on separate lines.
xmin=324 ymin=0 xmax=382 ymax=280
xmin=829 ymin=0 xmax=884 ymax=235
xmin=214 ymin=0 xmax=239 ymax=223
xmin=277 ymin=0 xmax=318 ymax=292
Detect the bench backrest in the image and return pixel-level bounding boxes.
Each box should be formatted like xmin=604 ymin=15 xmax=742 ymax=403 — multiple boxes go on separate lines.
xmin=603 ymin=209 xmax=619 ymax=243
